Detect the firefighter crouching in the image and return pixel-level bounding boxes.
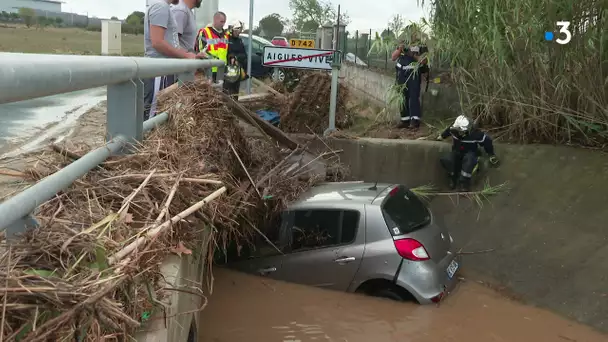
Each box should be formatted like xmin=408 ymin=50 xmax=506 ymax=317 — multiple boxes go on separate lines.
xmin=223 ymin=20 xmax=249 ymax=100
xmin=437 ymin=115 xmax=500 ymax=191
xmin=195 ymin=11 xmax=228 ymax=83
xmin=391 ymin=33 xmax=429 ymax=129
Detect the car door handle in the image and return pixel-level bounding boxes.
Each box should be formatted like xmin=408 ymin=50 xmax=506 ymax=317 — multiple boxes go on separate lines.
xmin=257 ymin=267 xmax=277 ymax=275
xmin=334 ymin=257 xmax=356 ymax=263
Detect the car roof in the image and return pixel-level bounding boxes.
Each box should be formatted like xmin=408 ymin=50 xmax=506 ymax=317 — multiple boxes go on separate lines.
xmin=244 ymin=34 xmax=273 ymax=46
xmin=291 ymin=182 xmax=394 ymax=207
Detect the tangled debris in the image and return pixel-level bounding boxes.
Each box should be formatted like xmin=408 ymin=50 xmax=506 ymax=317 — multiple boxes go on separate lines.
xmin=0 ymin=81 xmax=348 ymax=341
xmin=245 ymin=72 xmax=352 ymax=134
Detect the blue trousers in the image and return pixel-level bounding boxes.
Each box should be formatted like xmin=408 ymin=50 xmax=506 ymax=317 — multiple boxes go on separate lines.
xmin=399 ymin=72 xmax=422 ymax=123
xmin=143 ymin=75 xmax=176 ymax=121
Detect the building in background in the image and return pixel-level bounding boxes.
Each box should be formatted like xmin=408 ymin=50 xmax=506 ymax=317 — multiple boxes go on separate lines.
xmin=0 ymin=0 xmax=62 ymax=14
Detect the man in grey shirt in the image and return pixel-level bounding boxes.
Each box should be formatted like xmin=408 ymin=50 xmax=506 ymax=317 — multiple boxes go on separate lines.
xmin=171 ymin=0 xmax=201 ymax=52
xmin=143 ymin=0 xmax=205 ymax=119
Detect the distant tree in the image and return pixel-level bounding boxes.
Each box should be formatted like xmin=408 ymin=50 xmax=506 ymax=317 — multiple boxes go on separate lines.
xmin=301 ymin=20 xmax=318 ymax=33
xmin=10 ymin=12 xmax=19 ymax=20
xmin=387 ymin=14 xmax=405 ymax=38
xmin=381 ymin=29 xmax=395 ymax=40
xmin=251 ymin=26 xmax=262 ymax=35
xmin=55 ymin=17 xmax=63 ymax=26
xmin=18 ymin=7 xmax=36 ymax=27
xmin=289 ymin=0 xmax=350 ymax=30
xmin=110 ymin=16 xmax=119 ymax=20
xmin=0 ymin=11 xmax=9 ymax=21
xmin=259 ymin=13 xmax=285 ymax=38
xmin=37 ymin=16 xmax=47 ymax=27
xmin=126 ymin=11 xmax=144 ymax=25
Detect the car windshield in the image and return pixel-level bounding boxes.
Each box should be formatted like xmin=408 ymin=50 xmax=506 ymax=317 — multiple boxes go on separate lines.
xmin=243 ymin=35 xmax=273 ymax=46
xmin=381 ymin=186 xmax=430 ymax=235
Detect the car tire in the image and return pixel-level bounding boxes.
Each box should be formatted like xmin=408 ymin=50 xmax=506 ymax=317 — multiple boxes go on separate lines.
xmin=371 ymin=287 xmax=409 ymax=301
xmin=272 ymin=69 xmax=286 ymax=82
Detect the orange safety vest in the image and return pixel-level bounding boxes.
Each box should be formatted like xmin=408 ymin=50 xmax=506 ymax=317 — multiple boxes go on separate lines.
xmin=197 ymin=26 xmax=229 ymax=72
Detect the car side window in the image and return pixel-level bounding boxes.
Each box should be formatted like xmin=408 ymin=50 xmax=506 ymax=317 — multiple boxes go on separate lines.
xmin=289 ymin=209 xmax=359 ymax=252
xmin=251 ymin=212 xmax=287 ymax=258
xmin=251 ymin=40 xmax=263 ymax=54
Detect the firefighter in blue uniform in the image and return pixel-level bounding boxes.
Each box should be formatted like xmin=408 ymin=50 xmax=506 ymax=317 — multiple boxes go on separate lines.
xmin=437 ymin=115 xmax=500 ymax=191
xmin=391 ymin=33 xmax=429 ymax=129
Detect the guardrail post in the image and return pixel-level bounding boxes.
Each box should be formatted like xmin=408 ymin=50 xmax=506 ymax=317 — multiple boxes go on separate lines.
xmin=106 ymin=79 xmax=143 ymax=153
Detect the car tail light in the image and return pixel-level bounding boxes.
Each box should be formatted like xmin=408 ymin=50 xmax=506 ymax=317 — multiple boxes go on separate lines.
xmin=394 ymin=238 xmax=430 ymax=261
xmin=388 ymin=186 xmax=399 ymax=197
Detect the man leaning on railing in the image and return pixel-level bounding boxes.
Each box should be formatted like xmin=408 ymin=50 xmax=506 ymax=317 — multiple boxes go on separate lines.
xmin=144 ymin=0 xmax=207 ymax=120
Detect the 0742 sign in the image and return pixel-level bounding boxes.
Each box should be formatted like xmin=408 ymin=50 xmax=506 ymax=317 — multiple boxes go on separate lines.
xmin=289 ymin=39 xmax=315 ymax=48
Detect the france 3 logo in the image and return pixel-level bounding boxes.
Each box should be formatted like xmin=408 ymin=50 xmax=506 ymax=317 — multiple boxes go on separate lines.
xmin=544 ymin=21 xmax=572 ymax=44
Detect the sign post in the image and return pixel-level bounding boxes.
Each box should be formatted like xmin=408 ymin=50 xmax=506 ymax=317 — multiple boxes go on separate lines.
xmin=262 ymin=46 xmax=341 ymax=135
xmin=246 ymin=0 xmax=254 ymax=94
xmin=325 ymin=51 xmax=341 ymax=136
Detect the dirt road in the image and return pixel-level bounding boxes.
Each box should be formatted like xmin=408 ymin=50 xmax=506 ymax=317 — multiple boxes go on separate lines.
xmin=199 ymin=269 xmax=606 ymax=342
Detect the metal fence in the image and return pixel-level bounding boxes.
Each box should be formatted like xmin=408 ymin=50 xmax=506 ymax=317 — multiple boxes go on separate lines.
xmin=339 ymin=29 xmax=396 ymax=73
xmin=0 ymin=53 xmax=225 ymax=239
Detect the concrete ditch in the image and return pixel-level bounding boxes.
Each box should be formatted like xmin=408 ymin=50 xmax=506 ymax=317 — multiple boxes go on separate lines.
xmin=304 ymin=136 xmax=608 ymax=333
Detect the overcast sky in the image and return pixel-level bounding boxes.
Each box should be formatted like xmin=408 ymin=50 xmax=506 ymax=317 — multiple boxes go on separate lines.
xmin=61 ymin=0 xmax=430 ymax=34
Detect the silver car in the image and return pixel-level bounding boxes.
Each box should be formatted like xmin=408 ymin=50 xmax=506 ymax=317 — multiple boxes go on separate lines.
xmin=228 ymin=182 xmax=460 ymax=304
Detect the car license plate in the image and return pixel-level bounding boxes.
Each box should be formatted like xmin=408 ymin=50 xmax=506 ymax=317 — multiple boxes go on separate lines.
xmin=446 ymin=259 xmax=459 ymax=279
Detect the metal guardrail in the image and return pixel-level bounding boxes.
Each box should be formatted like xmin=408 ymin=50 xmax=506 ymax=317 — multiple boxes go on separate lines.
xmin=0 ymin=52 xmax=225 ymax=239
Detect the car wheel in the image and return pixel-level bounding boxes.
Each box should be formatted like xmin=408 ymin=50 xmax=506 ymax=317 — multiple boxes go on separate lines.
xmin=272 ymin=69 xmax=286 ymax=82
xmin=371 ymin=287 xmax=408 ymax=301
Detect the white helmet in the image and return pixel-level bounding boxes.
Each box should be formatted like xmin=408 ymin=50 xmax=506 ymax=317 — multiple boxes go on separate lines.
xmin=230 ymin=20 xmax=244 ymax=30
xmin=451 ymin=115 xmax=471 ymax=132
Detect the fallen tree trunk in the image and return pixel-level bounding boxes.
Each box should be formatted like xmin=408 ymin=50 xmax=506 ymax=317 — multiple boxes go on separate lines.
xmin=218 ymin=91 xmax=299 ymax=150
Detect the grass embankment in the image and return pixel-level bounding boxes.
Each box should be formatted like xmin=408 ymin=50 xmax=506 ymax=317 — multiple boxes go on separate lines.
xmin=0 ymin=24 xmax=143 ymax=55
xmin=426 ymin=0 xmax=607 ymax=147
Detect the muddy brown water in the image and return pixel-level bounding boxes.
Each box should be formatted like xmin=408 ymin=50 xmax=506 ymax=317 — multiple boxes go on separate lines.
xmin=199 ymin=269 xmax=606 ymax=342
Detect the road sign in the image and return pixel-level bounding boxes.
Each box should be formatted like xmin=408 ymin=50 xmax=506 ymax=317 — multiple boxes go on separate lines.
xmin=289 ymin=38 xmax=315 ymax=48
xmin=262 ymin=46 xmax=337 ymax=71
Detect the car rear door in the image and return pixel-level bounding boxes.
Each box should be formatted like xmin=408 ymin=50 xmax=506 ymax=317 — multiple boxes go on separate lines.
xmin=277 ymin=207 xmax=366 ymax=291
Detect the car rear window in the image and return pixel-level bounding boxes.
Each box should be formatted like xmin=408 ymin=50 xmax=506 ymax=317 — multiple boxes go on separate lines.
xmin=381 ymin=186 xmax=431 ymax=235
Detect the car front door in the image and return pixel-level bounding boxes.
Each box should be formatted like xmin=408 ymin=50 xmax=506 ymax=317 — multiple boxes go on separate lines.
xmin=228 ymin=212 xmax=290 ymax=281
xmin=278 ymin=207 xmax=366 ymax=291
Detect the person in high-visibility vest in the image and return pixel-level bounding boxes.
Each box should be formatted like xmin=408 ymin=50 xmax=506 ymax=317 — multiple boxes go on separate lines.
xmin=195 ymin=11 xmax=228 ymax=82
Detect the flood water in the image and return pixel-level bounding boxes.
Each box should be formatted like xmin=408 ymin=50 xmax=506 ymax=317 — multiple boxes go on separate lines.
xmin=199 ymin=269 xmax=606 ymax=342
